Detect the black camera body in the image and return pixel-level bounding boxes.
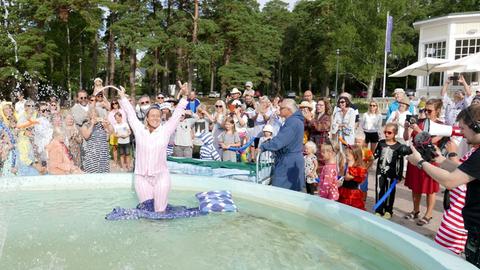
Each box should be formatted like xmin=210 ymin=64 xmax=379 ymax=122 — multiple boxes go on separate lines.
xmin=397 ymin=131 xmax=438 ymax=162
xmin=406 ymin=114 xmax=419 ymax=125
xmin=449 ymin=75 xmax=459 ymax=81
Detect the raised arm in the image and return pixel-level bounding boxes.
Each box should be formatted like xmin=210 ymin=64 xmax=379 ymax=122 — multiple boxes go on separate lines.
xmin=117 ymin=87 xmax=144 ymax=135
xmin=440 ymin=78 xmax=451 ymax=97
xmin=164 ymin=82 xmax=190 ymax=136
xmin=458 ymin=75 xmax=472 ymax=97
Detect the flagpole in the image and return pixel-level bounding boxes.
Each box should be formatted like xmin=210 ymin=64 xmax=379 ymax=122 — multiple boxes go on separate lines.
xmin=382 ymin=11 xmax=390 ymax=98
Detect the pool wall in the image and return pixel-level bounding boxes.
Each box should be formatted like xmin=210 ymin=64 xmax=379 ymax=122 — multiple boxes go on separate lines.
xmin=0 ymin=173 xmax=475 ymax=270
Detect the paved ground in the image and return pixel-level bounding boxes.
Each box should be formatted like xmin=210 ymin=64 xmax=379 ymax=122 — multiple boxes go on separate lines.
xmin=364 ymin=164 xmax=443 ymax=240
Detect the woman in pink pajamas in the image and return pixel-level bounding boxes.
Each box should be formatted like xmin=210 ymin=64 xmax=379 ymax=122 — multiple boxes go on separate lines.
xmin=117 ymin=84 xmax=189 ymax=212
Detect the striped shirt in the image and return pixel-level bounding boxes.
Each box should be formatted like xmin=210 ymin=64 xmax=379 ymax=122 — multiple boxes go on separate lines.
xmin=119 ymin=97 xmax=187 ymax=176
xmin=434 ymin=147 xmax=477 ymax=254
xmin=198 ymin=132 xmax=221 ymax=161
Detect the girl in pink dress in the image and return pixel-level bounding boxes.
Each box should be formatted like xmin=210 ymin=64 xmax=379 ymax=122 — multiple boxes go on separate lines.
xmin=318 ymin=143 xmax=339 ymax=200
xmin=117 ymin=84 xmax=189 ymax=213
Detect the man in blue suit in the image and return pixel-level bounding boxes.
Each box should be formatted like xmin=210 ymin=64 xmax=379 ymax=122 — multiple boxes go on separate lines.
xmin=260 ymin=99 xmax=305 ymax=192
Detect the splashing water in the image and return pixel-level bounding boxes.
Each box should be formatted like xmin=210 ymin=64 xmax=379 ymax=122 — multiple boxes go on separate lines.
xmin=2 ymin=0 xmax=19 ymax=63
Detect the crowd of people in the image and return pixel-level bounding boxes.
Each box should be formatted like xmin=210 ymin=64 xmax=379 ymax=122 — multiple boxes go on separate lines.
xmin=1 ymin=76 xmax=480 ymax=265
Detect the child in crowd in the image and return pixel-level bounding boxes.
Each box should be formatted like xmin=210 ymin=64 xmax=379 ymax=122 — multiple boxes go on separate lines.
xmin=338 ymin=145 xmax=368 ymax=210
xmin=113 ymin=112 xmax=132 ymax=171
xmin=197 ymin=131 xmax=221 ymax=161
xmin=373 ymin=123 xmax=405 ymax=219
xmin=258 ymin=124 xmax=275 ymax=163
xmin=304 ymin=141 xmax=318 ymax=195
xmin=355 ymin=135 xmax=374 ymax=202
xmin=173 ymin=111 xmax=196 ymax=158
xmin=218 ymin=117 xmax=241 ymax=162
xmin=317 ymin=142 xmax=339 ymax=200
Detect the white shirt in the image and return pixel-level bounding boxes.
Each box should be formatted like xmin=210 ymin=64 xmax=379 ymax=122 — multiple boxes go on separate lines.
xmin=361 ymin=113 xmax=383 ymax=133
xmin=114 ymin=122 xmax=131 ymax=144
xmin=15 ymin=100 xmax=26 ymax=114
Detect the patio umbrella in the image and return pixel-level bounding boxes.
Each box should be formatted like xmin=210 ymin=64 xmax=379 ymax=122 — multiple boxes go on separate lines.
xmin=389 ymin=57 xmax=448 ymax=96
xmin=431 ymin=52 xmax=480 ymax=73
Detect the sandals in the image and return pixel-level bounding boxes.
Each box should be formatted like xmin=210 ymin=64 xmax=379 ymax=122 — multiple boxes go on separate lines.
xmin=416 ymin=216 xmax=433 ymax=226
xmin=404 ymin=211 xmax=420 ymax=220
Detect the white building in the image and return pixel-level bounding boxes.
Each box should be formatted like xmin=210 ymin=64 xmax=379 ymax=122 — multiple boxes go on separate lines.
xmin=413 ymin=12 xmax=480 ymax=97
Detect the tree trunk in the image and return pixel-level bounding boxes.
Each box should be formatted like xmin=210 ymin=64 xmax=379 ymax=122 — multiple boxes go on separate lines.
xmin=163 ymin=57 xmax=169 ymax=93
xmin=210 ymin=60 xmax=215 ymax=93
xmin=188 ymin=0 xmax=199 ymax=91
xmin=367 ymin=75 xmax=375 ymax=100
xmin=277 ymin=60 xmax=282 ymax=95
xmin=66 ymin=22 xmax=71 ymax=101
xmin=154 ymin=47 xmax=159 ymax=94
xmin=107 ymin=25 xmax=115 ymax=93
xmin=92 ymin=34 xmax=98 ymax=85
xmin=220 ymin=44 xmax=232 ymax=97
xmin=297 ymin=76 xmax=302 ymax=96
xmin=129 ymin=48 xmax=137 ymax=98
xmin=308 ymin=65 xmax=312 ymax=91
xmin=341 ymin=74 xmax=346 ymax=92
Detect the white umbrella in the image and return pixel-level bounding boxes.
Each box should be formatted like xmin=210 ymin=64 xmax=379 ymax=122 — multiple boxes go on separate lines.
xmin=390 ymin=57 xmax=449 ymax=77
xmin=431 ymin=52 xmax=480 ymax=73
xmin=389 ymin=57 xmax=448 ymax=97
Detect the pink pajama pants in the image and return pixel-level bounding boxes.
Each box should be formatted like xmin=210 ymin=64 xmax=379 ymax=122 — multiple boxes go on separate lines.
xmin=134 ymin=173 xmax=171 ymax=212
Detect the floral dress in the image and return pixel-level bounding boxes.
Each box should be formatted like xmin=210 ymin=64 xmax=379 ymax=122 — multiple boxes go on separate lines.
xmin=318 ymin=163 xmax=339 ymax=200
xmin=65 ymin=126 xmax=83 ymax=168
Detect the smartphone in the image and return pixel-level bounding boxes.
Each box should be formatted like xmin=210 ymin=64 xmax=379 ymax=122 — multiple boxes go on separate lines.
xmin=449 ymin=75 xmax=459 ymax=81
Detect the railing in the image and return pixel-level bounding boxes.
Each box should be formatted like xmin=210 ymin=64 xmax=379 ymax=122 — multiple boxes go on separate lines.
xmin=255 ymin=151 xmax=274 ymax=184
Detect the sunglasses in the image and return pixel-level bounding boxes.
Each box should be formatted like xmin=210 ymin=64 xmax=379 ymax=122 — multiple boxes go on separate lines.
xmin=112 ymin=102 xmax=119 ymax=105
xmin=384 ymin=131 xmax=394 ymax=135
xmin=41 ymin=109 xmax=50 ymax=113
xmin=26 ymin=105 xmax=34 ymax=108
xmin=338 ymin=101 xmax=346 ymax=104
xmin=140 ymin=101 xmax=150 ymax=105
xmin=425 ymin=109 xmax=434 ymax=114
xmin=90 ymin=99 xmax=95 ymax=102
xmin=215 ymin=105 xmax=223 ymax=108
xmin=96 ymin=94 xmax=103 ymax=98
xmin=370 ymin=104 xmax=377 ymax=107
xmin=79 ymin=96 xmax=88 ymax=100
xmin=157 ymin=96 xmax=164 ymax=99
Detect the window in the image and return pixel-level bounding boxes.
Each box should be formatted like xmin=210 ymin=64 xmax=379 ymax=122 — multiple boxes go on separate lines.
xmin=422 ymin=41 xmax=446 ymax=87
xmin=455 ymin=38 xmax=480 ymax=59
xmin=423 ymin=41 xmax=446 ymax=59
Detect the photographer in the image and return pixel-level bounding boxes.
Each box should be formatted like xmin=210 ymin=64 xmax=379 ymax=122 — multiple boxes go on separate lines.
xmin=441 ymin=75 xmax=473 ymax=126
xmin=408 ymin=105 xmax=480 ymax=267
xmin=403 ymin=98 xmax=444 ymax=226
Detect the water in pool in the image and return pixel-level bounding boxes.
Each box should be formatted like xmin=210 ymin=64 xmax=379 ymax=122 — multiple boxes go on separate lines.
xmin=0 ymin=189 xmax=413 ymax=269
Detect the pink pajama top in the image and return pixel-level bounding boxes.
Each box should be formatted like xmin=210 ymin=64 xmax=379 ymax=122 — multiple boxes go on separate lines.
xmin=119 ymin=97 xmax=187 ymax=176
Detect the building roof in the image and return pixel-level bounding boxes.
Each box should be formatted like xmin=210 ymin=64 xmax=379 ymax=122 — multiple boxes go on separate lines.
xmin=413 ymin=12 xmax=480 ymax=29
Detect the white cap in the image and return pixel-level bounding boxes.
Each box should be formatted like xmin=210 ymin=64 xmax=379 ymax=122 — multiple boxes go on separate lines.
xmin=245 ymin=81 xmax=253 ymax=87
xmin=158 ymin=102 xmax=172 ymax=111
xmin=263 ymin=124 xmax=274 ymax=133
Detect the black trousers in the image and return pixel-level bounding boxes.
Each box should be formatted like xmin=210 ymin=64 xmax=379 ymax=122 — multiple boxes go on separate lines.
xmin=375 ymin=176 xmax=397 ymax=215
xmin=306 ymin=183 xmax=316 ymax=195
xmin=465 ymin=228 xmax=480 ymax=268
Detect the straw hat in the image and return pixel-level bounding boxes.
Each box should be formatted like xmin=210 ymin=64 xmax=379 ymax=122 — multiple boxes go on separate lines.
xmin=399 ymin=97 xmax=410 ymax=106
xmin=230 ymin=88 xmax=242 ymax=95
xmin=299 ymin=101 xmax=314 ymax=111
xmin=393 ymin=88 xmax=405 ymax=95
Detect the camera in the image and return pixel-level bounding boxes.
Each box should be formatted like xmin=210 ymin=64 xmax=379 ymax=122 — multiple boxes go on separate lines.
xmin=401 ymin=131 xmax=438 ymax=162
xmin=449 ymin=75 xmax=459 ymax=81
xmin=406 ymin=115 xmax=418 ymax=125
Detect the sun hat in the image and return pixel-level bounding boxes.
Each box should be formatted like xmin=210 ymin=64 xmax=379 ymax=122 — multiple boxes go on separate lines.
xmin=245 ymin=81 xmax=253 ymax=88
xmin=158 ymin=102 xmax=172 ymax=111
xmin=393 ymin=88 xmax=405 ymax=95
xmin=299 ymin=101 xmax=314 ymax=111
xmin=263 ymin=124 xmax=274 ymax=133
xmin=230 ymin=88 xmax=241 ymax=95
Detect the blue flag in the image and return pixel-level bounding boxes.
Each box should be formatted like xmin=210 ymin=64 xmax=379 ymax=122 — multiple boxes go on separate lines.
xmin=385 ymin=15 xmax=393 ymax=53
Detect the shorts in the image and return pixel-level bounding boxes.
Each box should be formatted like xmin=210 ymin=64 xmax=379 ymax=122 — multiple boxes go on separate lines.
xmin=109 ymin=134 xmax=118 ymax=146
xmin=118 ymin=143 xmax=130 ymax=156
xmin=364 ymin=132 xmax=379 ymax=144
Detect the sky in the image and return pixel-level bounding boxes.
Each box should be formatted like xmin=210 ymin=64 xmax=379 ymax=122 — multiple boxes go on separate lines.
xmin=257 ymin=0 xmax=298 ymax=10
